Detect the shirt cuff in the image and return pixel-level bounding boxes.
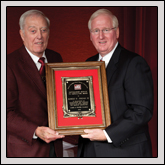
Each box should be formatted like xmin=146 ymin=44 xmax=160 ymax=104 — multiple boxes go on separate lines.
xmin=33 ymin=132 xmax=38 ymax=139
xmin=103 ymin=130 xmax=112 ymax=143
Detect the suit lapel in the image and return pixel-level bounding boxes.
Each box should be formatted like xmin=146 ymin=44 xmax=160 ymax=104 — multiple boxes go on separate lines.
xmin=45 ymin=51 xmax=51 ymax=63
xmin=106 ymin=44 xmax=123 ymax=85
xmin=86 ymin=49 xmax=120 ymax=86
xmin=87 ymin=54 xmax=99 ymax=61
xmin=106 ymin=59 xmax=117 ymax=85
xmin=19 ymin=46 xmax=46 ymax=98
xmin=93 ymin=55 xmax=99 ymax=61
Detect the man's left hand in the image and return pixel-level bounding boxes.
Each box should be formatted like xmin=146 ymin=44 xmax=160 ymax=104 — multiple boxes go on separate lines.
xmin=81 ymin=129 xmax=107 ymax=141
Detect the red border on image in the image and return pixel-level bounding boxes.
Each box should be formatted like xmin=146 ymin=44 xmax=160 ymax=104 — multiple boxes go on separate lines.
xmin=54 ymin=69 xmax=103 ymax=127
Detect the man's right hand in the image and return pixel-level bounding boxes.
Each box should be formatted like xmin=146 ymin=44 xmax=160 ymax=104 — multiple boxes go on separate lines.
xmin=35 ymin=126 xmax=65 ymax=143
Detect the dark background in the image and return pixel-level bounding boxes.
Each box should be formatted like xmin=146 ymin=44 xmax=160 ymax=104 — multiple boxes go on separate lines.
xmin=7 ymin=6 xmax=157 ymax=157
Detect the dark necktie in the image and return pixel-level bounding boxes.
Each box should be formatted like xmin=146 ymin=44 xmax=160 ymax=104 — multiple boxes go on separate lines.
xmin=38 ymin=57 xmax=46 ymax=84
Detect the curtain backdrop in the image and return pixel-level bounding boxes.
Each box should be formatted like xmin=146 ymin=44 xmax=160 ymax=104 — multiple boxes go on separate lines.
xmin=7 ymin=6 xmax=158 ymax=157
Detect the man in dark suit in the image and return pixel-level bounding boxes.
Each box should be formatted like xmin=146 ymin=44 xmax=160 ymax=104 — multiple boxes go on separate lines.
xmin=7 ymin=10 xmax=65 ymax=157
xmin=77 ymin=9 xmax=153 ymax=157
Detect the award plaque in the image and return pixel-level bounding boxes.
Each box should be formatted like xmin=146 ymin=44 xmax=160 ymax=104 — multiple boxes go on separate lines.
xmin=45 ymin=62 xmax=111 ymax=135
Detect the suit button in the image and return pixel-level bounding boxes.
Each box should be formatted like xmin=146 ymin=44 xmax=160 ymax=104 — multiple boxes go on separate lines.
xmin=22 ymin=138 xmax=28 ymax=142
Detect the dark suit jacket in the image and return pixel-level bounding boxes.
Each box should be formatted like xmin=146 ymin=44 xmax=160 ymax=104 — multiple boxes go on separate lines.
xmin=78 ymin=44 xmax=153 ymax=157
xmin=7 ymin=45 xmax=63 ymax=157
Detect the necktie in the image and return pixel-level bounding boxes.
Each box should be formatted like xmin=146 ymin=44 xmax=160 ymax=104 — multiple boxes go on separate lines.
xmin=38 ymin=57 xmax=46 ymax=83
xmin=100 ymin=58 xmax=103 ymax=61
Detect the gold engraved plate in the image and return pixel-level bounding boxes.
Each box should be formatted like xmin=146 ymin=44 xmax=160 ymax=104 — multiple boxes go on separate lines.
xmin=62 ymin=76 xmax=95 ymax=118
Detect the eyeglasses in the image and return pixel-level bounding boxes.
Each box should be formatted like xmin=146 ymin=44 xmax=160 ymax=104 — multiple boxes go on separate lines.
xmin=90 ymin=27 xmax=116 ymax=35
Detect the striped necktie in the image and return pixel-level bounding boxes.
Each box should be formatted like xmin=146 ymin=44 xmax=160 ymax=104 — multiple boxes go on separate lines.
xmin=38 ymin=57 xmax=46 ymax=83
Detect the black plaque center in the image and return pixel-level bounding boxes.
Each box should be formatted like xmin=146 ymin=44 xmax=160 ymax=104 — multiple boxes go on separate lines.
xmin=62 ymin=76 xmax=95 ymax=118
xmin=66 ymin=81 xmax=91 ymax=112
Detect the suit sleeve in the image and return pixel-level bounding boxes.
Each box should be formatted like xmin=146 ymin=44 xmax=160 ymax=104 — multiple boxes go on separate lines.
xmin=7 ymin=64 xmax=37 ymax=145
xmin=105 ymin=56 xmax=153 ymax=147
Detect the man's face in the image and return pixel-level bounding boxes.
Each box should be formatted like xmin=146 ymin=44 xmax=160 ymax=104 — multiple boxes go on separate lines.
xmin=20 ymin=15 xmax=49 ymax=57
xmin=90 ymin=14 xmax=119 ymax=57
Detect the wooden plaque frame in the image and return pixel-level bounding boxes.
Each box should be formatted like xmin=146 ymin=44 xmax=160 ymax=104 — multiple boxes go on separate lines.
xmin=45 ymin=61 xmax=111 ymax=135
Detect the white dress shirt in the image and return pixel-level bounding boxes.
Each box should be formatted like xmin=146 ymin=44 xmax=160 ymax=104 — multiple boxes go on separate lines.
xmin=25 ymin=47 xmax=48 ymax=69
xmin=98 ymin=42 xmax=118 ymax=67
xmin=98 ymin=42 xmax=118 ymax=143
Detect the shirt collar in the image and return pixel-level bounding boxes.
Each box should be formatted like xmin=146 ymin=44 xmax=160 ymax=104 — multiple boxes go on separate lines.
xmin=98 ymin=42 xmax=118 ymax=67
xmin=25 ymin=47 xmax=47 ymax=64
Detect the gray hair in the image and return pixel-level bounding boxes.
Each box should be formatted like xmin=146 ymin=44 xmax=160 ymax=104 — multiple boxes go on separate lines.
xmin=88 ymin=9 xmax=119 ymax=30
xmin=19 ymin=10 xmax=50 ymax=31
